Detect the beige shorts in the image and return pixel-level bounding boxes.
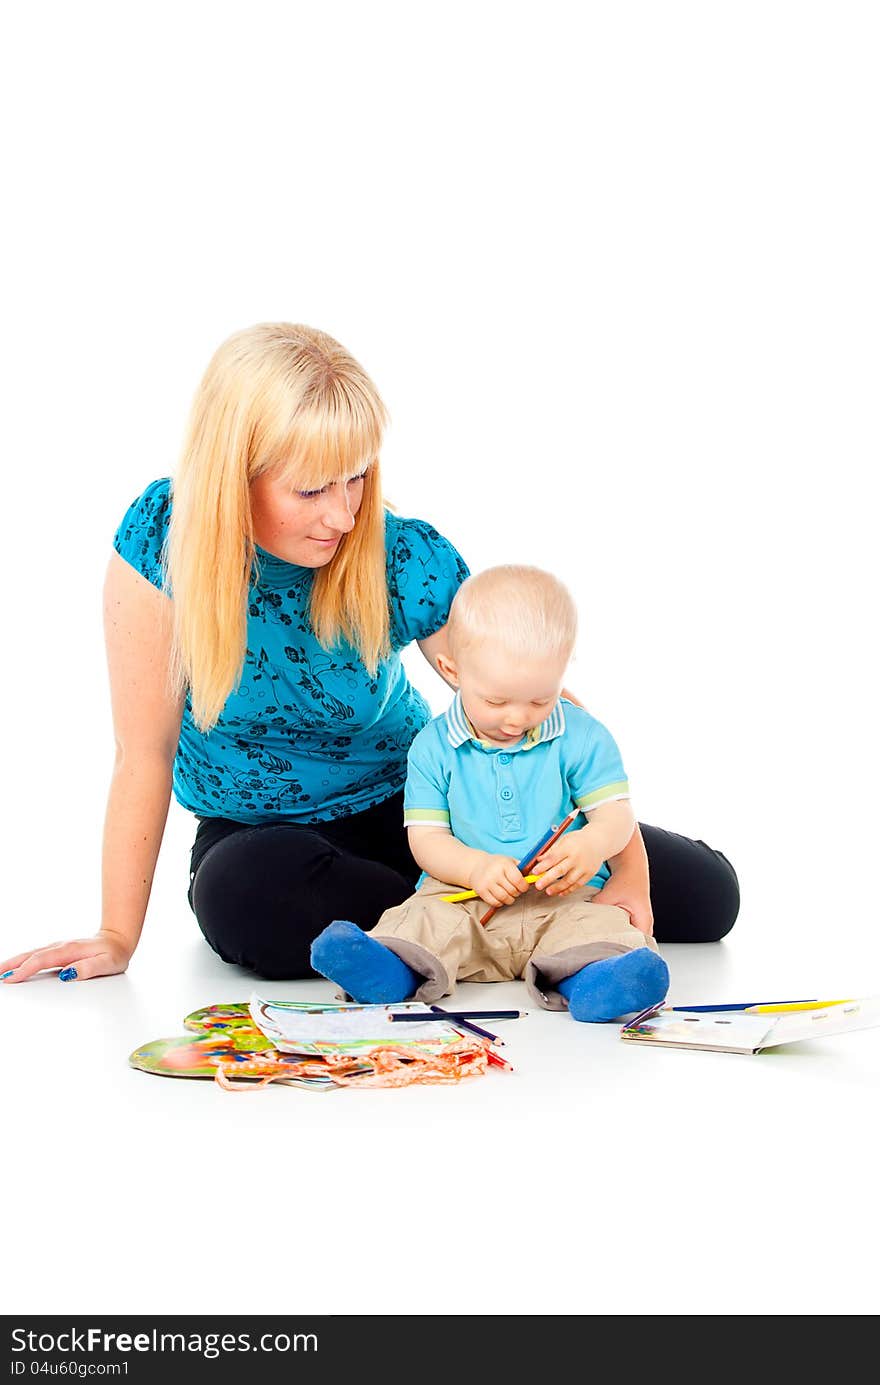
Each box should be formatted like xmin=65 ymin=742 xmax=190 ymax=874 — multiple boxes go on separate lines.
xmin=370 ymin=874 xmax=657 ymax=1010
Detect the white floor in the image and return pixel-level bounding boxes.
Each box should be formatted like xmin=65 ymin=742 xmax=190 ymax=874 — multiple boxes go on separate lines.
xmin=3 ymin=0 xmax=878 ymax=1326
xmin=4 ymin=826 xmax=879 ymax=1318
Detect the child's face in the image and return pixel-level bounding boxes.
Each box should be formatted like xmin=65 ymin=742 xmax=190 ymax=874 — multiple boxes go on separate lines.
xmin=450 ymin=645 xmax=569 ymax=746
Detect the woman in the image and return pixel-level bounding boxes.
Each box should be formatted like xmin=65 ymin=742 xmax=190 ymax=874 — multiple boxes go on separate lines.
xmin=0 ymin=323 xmax=738 ymax=983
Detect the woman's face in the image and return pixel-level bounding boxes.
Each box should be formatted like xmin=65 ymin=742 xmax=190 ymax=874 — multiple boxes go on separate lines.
xmin=249 ymin=467 xmax=368 ymax=567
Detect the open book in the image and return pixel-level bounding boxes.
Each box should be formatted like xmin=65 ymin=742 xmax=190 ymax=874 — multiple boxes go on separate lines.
xmin=129 ymin=997 xmax=481 ymax=1091
xmin=620 ymin=997 xmax=880 ymax=1054
xmin=248 ymin=993 xmax=465 ymax=1055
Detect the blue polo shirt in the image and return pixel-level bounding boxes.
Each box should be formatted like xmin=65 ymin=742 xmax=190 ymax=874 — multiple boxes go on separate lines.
xmin=113 ymin=477 xmax=469 ymax=823
xmin=403 ymin=693 xmax=630 ymax=889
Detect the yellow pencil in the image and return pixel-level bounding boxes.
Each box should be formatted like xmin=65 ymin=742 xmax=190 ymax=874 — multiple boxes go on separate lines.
xmin=745 ymin=999 xmax=855 ymax=1014
xmin=442 ymin=874 xmax=541 ymax=904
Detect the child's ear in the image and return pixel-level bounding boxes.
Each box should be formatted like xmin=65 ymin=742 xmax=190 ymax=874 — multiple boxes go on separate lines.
xmin=435 ymin=652 xmax=460 ymax=686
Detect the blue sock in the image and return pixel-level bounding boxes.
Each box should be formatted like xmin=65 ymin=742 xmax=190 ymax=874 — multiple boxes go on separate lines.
xmin=558 ymin=949 xmax=669 ymax=1023
xmin=310 ymin=920 xmax=419 ymax=1004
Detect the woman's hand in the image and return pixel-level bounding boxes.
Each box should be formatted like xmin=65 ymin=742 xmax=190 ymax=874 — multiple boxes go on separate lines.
xmin=468 ymin=853 xmax=529 ymax=909
xmin=0 ymin=930 xmax=134 ymax=983
xmin=590 ymin=877 xmax=654 ymax=936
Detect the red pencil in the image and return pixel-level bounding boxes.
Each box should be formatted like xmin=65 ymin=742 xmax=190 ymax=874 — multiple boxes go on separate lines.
xmin=484 ymin=1045 xmax=514 ymax=1073
xmin=446 ymin=1022 xmax=514 ymax=1072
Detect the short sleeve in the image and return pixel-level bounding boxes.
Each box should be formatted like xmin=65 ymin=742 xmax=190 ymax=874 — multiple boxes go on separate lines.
xmin=565 ymin=709 xmax=630 ymax=813
xmin=385 ymin=512 xmax=470 ymax=649
xmin=403 ymin=724 xmax=451 ymax=829
xmin=113 ymin=477 xmax=173 ymax=592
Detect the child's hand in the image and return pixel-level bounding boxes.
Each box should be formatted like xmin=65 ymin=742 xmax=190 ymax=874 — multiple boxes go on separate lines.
xmin=468 ymin=853 xmax=529 ymax=909
xmin=533 ymin=829 xmax=605 ymax=898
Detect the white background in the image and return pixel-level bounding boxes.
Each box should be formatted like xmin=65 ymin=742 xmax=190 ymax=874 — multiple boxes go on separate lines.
xmin=1 ymin=1 xmax=878 ymax=1319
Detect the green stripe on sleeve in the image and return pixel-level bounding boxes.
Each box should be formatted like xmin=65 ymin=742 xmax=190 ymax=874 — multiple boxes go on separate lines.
xmin=403 ymin=808 xmax=451 ymax=826
xmin=575 ymin=781 xmax=630 ymax=809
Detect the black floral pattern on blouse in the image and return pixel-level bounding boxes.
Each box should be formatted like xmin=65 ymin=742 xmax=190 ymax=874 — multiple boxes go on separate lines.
xmin=113 ymin=479 xmax=469 ymax=822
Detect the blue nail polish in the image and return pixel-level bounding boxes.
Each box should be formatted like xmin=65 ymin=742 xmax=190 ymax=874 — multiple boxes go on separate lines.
xmin=1 ymin=970 xmax=13 ymax=979
xmin=59 ymin=967 xmax=78 ymax=982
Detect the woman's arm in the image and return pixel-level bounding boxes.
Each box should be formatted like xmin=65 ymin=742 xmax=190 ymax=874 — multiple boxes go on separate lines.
xmin=416 ymin=624 xmax=457 ymax=688
xmin=1 ymin=555 xmax=185 ymax=983
xmin=592 ymin=825 xmax=654 ymax=936
xmin=100 ymin=553 xmax=186 ymax=958
xmin=531 ymin=809 xmax=653 ymax=934
xmin=554 ymin=684 xmax=653 ymax=934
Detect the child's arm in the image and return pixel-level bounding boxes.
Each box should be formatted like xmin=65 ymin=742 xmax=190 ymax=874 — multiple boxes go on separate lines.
xmin=533 ymin=801 xmax=636 ymax=898
xmin=408 ymin=827 xmax=528 ymax=909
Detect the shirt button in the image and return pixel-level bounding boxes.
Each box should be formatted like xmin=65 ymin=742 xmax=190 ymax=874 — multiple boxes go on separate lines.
xmin=498 ymin=754 xmax=511 ymax=765
xmin=500 ymin=787 xmax=514 ymax=801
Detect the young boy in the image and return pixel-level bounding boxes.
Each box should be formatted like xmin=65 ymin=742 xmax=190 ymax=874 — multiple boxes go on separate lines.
xmin=311 ymin=566 xmax=669 ymax=1022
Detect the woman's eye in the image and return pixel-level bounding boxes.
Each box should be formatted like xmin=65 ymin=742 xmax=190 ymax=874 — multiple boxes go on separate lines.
xmin=297 ymin=472 xmax=366 ymax=499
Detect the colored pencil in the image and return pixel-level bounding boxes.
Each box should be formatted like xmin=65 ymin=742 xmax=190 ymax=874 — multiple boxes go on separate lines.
xmin=428 ymin=1003 xmax=501 ymax=1044
xmin=624 ymin=1002 xmax=665 ymax=1027
xmin=625 ymin=999 xmax=841 ymax=1028
xmin=484 ymin=1046 xmax=514 ymax=1073
xmin=666 ymin=999 xmax=855 ymax=1014
xmin=443 ymin=875 xmax=540 ymax=904
xmin=417 ymin=1008 xmax=515 ymax=1070
xmin=745 ymin=999 xmax=854 ymax=1014
xmin=388 ymin=1009 xmax=524 ymax=1021
xmin=480 ymin=807 xmax=583 ymax=926
xmin=669 ymin=999 xmax=818 ymax=1013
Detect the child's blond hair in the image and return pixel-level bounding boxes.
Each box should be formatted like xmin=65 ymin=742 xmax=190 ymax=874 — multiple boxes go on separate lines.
xmin=447 ymin=566 xmax=577 ymax=665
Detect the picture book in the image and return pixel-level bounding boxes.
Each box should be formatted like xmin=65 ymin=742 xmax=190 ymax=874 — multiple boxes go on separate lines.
xmin=129 ymin=1002 xmax=342 ymax=1089
xmin=129 ymin=997 xmax=494 ymax=1090
xmin=620 ymin=996 xmax=880 ymax=1054
xmin=128 ymin=1033 xmax=340 ymax=1089
xmin=248 ymin=993 xmax=465 ymax=1055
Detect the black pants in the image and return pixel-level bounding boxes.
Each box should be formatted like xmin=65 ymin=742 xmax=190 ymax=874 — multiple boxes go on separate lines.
xmin=188 ymin=791 xmax=740 ymax=979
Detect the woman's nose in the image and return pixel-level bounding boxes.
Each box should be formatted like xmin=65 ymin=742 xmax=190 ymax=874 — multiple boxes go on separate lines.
xmin=321 ymin=486 xmax=356 ymax=532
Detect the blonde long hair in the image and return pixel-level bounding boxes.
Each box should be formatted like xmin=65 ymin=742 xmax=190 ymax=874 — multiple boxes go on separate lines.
xmin=166 ymin=323 xmax=390 ymax=730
